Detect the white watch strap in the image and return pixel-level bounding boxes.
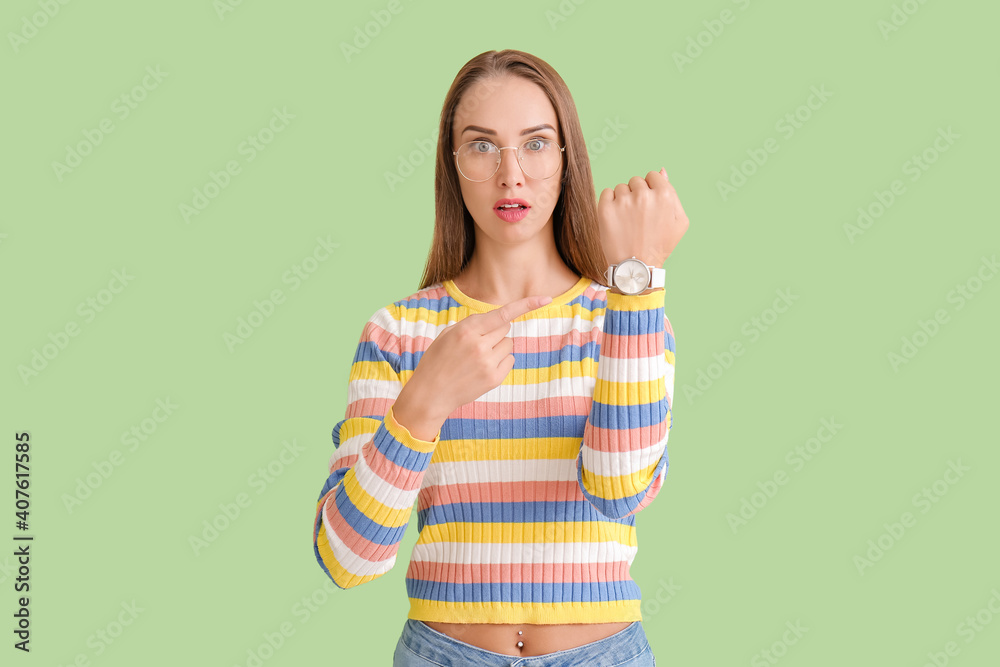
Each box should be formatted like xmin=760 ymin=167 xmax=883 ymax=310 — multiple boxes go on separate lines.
xmin=650 ymin=267 xmax=665 ymax=289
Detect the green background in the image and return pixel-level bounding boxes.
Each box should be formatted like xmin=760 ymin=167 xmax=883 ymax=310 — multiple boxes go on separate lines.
xmin=3 ymin=0 xmax=997 ymax=664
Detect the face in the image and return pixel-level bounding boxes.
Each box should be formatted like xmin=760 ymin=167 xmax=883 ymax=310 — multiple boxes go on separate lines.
xmin=451 ymin=75 xmax=564 ymax=249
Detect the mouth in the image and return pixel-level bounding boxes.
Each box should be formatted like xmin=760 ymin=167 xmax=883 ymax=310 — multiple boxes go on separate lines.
xmin=495 ymin=198 xmax=530 ymax=212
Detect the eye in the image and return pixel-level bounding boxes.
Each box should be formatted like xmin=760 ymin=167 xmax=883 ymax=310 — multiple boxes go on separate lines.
xmin=470 ymin=140 xmax=496 ymax=153
xmin=523 ymin=138 xmax=548 ymax=152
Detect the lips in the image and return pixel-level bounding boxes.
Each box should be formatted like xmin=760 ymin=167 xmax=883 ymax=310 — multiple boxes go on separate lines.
xmin=495 ymin=198 xmax=530 ymax=211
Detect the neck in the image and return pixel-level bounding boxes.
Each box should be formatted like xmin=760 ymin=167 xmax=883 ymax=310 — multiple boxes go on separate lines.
xmin=456 ymin=237 xmax=579 ymax=306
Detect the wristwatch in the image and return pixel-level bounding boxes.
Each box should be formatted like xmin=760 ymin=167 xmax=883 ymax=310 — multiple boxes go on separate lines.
xmin=605 ymin=256 xmax=665 ymax=295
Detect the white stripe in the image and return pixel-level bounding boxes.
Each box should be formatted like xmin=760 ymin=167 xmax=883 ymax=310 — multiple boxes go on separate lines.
xmin=423 ymin=458 xmax=578 ymax=488
xmin=596 ymin=354 xmax=666 ymax=382
xmin=352 ymin=457 xmax=421 ymax=511
xmin=582 ymin=440 xmax=668 ymax=477
xmin=321 ymin=499 xmax=397 ymax=576
xmin=475 ymin=375 xmax=596 ymax=402
xmin=410 ymin=540 xmax=637 ymax=565
xmin=401 ymin=315 xmax=600 ymax=338
xmin=347 ymin=378 xmax=400 ymax=402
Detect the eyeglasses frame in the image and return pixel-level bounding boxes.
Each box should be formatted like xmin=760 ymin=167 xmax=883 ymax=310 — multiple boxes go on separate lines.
xmin=452 ymin=138 xmax=566 ymax=182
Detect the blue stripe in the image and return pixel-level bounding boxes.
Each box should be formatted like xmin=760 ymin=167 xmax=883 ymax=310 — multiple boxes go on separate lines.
xmin=439 ymin=415 xmax=588 ymax=440
xmin=602 ymin=306 xmax=665 ymax=335
xmin=406 ymin=577 xmax=642 ymax=604
xmin=395 ymin=293 xmax=463 ymax=313
xmin=416 ymin=500 xmax=635 ymax=528
xmin=401 ymin=340 xmax=601 ymax=372
xmin=589 ymin=400 xmax=669 ymax=430
xmin=333 ymin=481 xmax=409 ymax=546
xmin=372 ymin=422 xmax=434 ymax=471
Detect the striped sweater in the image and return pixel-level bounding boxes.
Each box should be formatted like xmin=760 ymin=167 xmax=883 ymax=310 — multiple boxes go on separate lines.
xmin=312 ymin=274 xmax=675 ymax=624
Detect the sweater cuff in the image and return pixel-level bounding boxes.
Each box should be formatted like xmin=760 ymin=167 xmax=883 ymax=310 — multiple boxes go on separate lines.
xmin=606 ymin=288 xmax=665 ymax=311
xmin=384 ymin=404 xmax=441 ymax=453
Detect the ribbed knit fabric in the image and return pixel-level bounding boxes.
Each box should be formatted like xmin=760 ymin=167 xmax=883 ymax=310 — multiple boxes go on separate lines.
xmin=312 ymin=275 xmax=676 ymax=624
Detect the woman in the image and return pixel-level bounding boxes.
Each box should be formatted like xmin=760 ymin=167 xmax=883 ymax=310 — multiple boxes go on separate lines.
xmin=313 ymin=49 xmax=688 ymax=665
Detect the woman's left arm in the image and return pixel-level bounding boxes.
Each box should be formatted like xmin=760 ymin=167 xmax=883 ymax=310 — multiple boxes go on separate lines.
xmin=576 ymin=168 xmax=688 ymax=519
xmin=577 ymin=289 xmax=675 ymax=519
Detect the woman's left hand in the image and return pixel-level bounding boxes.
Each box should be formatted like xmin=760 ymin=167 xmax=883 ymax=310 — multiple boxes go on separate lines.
xmin=597 ymin=168 xmax=689 ymax=269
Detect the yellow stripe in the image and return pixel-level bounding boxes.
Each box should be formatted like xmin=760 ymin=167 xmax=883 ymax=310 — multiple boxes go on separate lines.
xmin=408 ymin=599 xmax=643 ymax=624
xmin=417 ymin=521 xmax=636 ymax=546
xmin=594 ymin=378 xmax=668 ymax=405
xmin=428 ymin=437 xmax=581 ymax=463
xmin=398 ymin=304 xmax=605 ymax=325
xmin=580 ymin=460 xmax=660 ymax=500
xmin=341 ymin=468 xmax=413 ymax=529
xmin=352 ymin=359 xmax=400 ymax=383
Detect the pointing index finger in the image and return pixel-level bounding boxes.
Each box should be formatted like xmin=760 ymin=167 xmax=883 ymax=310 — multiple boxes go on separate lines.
xmin=473 ymin=295 xmax=554 ymax=335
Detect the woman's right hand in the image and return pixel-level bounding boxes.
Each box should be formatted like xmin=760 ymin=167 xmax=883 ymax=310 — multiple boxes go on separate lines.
xmin=396 ymin=295 xmax=553 ymax=428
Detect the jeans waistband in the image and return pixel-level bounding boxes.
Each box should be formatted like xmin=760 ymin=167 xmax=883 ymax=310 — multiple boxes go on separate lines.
xmin=395 ymin=618 xmax=654 ymax=666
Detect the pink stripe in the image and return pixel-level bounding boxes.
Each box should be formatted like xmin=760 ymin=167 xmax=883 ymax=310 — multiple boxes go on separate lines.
xmin=583 ymin=422 xmax=668 ymax=453
xmin=405 ymin=559 xmax=635 ymax=584
xmin=324 ymin=495 xmax=399 ymax=563
xmin=347 ymin=397 xmax=393 ymax=420
xmin=449 ymin=395 xmax=592 ymax=420
xmin=633 ymin=472 xmax=665 ymax=513
xmin=599 ymin=329 xmax=662 ymax=359
xmin=418 ymin=480 xmax=584 ymax=509
xmin=330 ymin=452 xmax=359 ymax=474
xmin=363 ymin=441 xmax=424 ymax=492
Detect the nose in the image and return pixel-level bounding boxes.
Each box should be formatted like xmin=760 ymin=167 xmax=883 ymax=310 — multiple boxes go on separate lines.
xmin=496 ymin=146 xmax=524 ymax=187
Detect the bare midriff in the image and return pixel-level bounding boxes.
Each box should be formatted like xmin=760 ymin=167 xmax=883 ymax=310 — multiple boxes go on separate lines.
xmin=421 ymin=621 xmax=633 ymax=657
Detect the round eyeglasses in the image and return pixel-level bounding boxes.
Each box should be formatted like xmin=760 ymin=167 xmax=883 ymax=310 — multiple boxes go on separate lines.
xmin=453 ymin=138 xmax=565 ymax=182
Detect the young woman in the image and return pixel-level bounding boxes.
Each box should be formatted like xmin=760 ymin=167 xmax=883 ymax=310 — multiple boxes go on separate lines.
xmin=313 ymin=49 xmax=688 ymax=666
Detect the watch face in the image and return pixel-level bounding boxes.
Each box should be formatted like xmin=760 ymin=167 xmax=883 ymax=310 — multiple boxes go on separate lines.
xmin=613 ymin=259 xmax=649 ymax=295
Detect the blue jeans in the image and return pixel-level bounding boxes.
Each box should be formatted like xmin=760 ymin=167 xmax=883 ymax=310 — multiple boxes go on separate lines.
xmin=392 ymin=618 xmax=656 ymax=666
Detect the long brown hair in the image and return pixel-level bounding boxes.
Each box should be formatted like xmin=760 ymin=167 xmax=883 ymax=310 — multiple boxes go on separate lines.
xmin=418 ymin=49 xmax=607 ymax=290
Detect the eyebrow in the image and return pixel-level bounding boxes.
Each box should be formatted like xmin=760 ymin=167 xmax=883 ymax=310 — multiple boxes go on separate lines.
xmin=461 ymin=124 xmax=557 ymax=136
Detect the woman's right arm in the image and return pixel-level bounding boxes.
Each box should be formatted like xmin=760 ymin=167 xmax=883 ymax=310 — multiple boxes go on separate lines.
xmin=313 ymin=293 xmax=554 ymax=588
xmin=312 ymin=304 xmax=447 ymax=590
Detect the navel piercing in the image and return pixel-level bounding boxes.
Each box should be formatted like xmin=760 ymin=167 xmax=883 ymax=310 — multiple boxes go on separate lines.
xmin=518 ymin=631 xmax=523 ymax=635
xmin=517 ymin=641 xmax=524 ymax=648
